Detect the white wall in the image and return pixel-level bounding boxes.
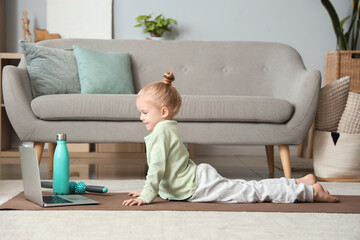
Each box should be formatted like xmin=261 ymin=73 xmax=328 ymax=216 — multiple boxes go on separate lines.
xmin=3 ymin=0 xmax=354 ymax=156
xmin=5 ymin=0 xmax=352 ymax=81
xmin=5 ymin=0 xmax=46 ymax=51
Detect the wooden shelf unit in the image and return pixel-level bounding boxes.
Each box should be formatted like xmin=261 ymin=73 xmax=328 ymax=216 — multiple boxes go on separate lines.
xmin=0 ymin=53 xmax=22 ymax=158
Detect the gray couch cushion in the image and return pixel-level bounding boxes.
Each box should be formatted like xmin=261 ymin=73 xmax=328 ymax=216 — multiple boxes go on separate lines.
xmin=31 ymin=94 xmax=293 ymax=123
xmin=179 ymin=95 xmax=293 ymax=123
xmin=31 ymin=94 xmax=138 ymax=121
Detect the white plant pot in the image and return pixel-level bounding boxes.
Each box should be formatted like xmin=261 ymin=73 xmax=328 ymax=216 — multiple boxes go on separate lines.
xmin=313 ymin=130 xmax=360 ymax=180
xmin=148 ymin=36 xmax=164 ymax=40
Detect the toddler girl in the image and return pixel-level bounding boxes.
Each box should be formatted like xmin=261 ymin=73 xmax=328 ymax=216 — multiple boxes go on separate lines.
xmin=123 ymin=72 xmax=339 ymax=206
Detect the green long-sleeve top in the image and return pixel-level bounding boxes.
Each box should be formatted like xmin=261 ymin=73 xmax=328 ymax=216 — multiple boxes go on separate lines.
xmin=138 ymin=120 xmax=198 ymax=203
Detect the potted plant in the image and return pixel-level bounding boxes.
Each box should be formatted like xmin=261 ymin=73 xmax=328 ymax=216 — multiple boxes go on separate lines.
xmin=321 ymin=0 xmax=359 ymax=50
xmin=312 ymin=0 xmax=360 ymax=182
xmin=321 ymin=0 xmax=360 ymax=92
xmin=134 ymin=13 xmax=177 ymax=40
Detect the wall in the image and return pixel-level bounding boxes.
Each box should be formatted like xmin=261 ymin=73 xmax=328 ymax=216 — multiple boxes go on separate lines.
xmin=4 ymin=0 xmax=351 ymax=79
xmin=0 ymin=0 xmax=5 ymax=51
xmin=3 ymin=0 xmax=354 ymax=156
xmin=4 ymin=0 xmax=46 ymax=52
xmin=116 ymin=0 xmax=353 ymax=80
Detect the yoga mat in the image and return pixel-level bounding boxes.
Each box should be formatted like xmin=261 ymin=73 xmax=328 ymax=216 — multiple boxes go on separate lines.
xmin=1 ymin=192 xmax=359 ymax=213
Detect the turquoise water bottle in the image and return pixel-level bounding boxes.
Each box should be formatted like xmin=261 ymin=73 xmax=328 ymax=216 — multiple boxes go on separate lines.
xmin=53 ymin=133 xmax=69 ymax=195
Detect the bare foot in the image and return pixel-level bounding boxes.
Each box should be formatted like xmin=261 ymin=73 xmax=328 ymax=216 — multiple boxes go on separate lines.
xmin=313 ymin=183 xmax=339 ymax=203
xmin=295 ymin=174 xmax=317 ymax=185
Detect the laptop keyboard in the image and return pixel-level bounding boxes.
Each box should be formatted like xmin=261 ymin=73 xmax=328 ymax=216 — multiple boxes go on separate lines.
xmin=43 ymin=195 xmax=72 ymax=204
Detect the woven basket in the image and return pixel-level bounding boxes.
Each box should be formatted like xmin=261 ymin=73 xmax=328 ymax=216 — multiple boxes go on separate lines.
xmin=325 ymin=51 xmax=360 ymax=93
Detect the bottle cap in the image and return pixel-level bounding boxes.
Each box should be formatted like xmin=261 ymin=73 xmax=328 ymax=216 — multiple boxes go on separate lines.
xmin=56 ymin=133 xmax=67 ymax=141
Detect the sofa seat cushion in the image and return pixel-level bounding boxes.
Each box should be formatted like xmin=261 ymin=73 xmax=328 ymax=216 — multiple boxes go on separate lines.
xmin=31 ymin=94 xmax=294 ymax=123
xmin=31 ymin=94 xmax=139 ymax=121
xmin=179 ymin=95 xmax=294 ymax=123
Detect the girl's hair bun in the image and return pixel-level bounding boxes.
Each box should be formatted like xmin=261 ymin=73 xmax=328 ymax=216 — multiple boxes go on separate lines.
xmin=162 ymin=72 xmax=175 ymax=85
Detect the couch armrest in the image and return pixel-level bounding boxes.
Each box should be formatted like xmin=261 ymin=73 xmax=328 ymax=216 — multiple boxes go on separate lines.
xmin=2 ymin=65 xmax=38 ymax=140
xmin=285 ymin=70 xmax=321 ymax=134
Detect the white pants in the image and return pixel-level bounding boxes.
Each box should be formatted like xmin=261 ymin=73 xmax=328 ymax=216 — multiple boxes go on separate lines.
xmin=188 ymin=164 xmax=313 ymax=203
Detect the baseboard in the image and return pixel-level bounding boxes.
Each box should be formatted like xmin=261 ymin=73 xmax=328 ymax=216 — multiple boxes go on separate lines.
xmin=17 ymin=142 xmax=301 ymax=157
xmin=194 ymin=144 xmax=300 ymax=157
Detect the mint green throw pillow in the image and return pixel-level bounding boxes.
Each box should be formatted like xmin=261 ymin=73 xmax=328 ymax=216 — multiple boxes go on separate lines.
xmin=73 ymin=45 xmax=134 ymax=94
xmin=19 ymin=41 xmax=81 ymax=98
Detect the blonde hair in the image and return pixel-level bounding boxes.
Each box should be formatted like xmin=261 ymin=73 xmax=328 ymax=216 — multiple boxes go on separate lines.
xmin=138 ymin=72 xmax=182 ymax=116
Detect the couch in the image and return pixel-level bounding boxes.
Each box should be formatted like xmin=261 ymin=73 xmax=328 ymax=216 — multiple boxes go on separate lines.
xmin=2 ymin=39 xmax=321 ymax=178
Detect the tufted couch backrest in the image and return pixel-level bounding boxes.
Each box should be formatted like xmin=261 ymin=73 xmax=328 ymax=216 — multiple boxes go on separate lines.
xmin=35 ymin=39 xmax=307 ymax=97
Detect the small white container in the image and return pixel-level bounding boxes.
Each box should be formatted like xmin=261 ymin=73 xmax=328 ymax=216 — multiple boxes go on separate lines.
xmin=313 ymin=130 xmax=360 ymax=181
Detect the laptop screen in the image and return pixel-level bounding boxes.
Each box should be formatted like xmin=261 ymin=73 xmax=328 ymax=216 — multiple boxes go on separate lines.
xmin=19 ymin=146 xmax=44 ymax=206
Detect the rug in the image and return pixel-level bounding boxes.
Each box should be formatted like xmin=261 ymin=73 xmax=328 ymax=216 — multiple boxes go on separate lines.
xmin=1 ymin=192 xmax=359 ymax=213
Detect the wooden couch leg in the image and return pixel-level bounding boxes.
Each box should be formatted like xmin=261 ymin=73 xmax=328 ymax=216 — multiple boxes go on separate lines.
xmin=297 ymin=140 xmax=304 ymax=157
xmin=33 ymin=142 xmax=45 ymax=165
xmin=278 ymin=145 xmax=291 ymax=178
xmin=48 ymin=142 xmax=57 ymax=178
xmin=188 ymin=143 xmax=196 ymax=159
xmin=265 ymin=145 xmax=274 ymax=178
xmin=306 ymin=122 xmax=315 ymax=159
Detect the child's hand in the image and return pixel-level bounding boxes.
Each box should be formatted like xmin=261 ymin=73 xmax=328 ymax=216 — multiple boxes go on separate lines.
xmin=128 ymin=191 xmax=141 ymax=197
xmin=123 ymin=198 xmax=145 ymax=206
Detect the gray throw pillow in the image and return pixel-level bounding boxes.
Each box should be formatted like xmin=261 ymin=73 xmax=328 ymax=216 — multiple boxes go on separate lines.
xmin=19 ymin=41 xmax=81 ymax=98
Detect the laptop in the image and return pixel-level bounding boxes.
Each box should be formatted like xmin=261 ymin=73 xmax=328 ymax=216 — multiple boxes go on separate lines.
xmin=19 ymin=146 xmax=99 ymax=207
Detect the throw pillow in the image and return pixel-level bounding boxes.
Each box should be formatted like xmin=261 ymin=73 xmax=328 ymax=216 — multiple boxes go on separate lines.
xmin=315 ymin=76 xmax=350 ymax=132
xmin=337 ymin=92 xmax=360 ymax=134
xmin=19 ymin=40 xmax=81 ymax=98
xmin=73 ymin=45 xmax=134 ymax=94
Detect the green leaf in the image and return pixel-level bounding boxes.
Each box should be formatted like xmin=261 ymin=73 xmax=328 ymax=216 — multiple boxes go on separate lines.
xmin=168 ymin=19 xmax=178 ymax=25
xmin=148 ymin=24 xmax=155 ymax=31
xmin=353 ymin=19 xmax=360 ymax=49
xmin=155 ymin=14 xmax=163 ymax=20
xmin=341 ymin=16 xmax=350 ymax=29
xmin=136 ymin=15 xmax=147 ymax=22
xmin=346 ymin=0 xmax=359 ymax=35
xmin=321 ymin=0 xmax=349 ymax=50
xmin=134 ymin=23 xmax=142 ymax=28
xmin=349 ymin=0 xmax=360 ymax=49
xmin=342 ymin=16 xmax=351 ymax=42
